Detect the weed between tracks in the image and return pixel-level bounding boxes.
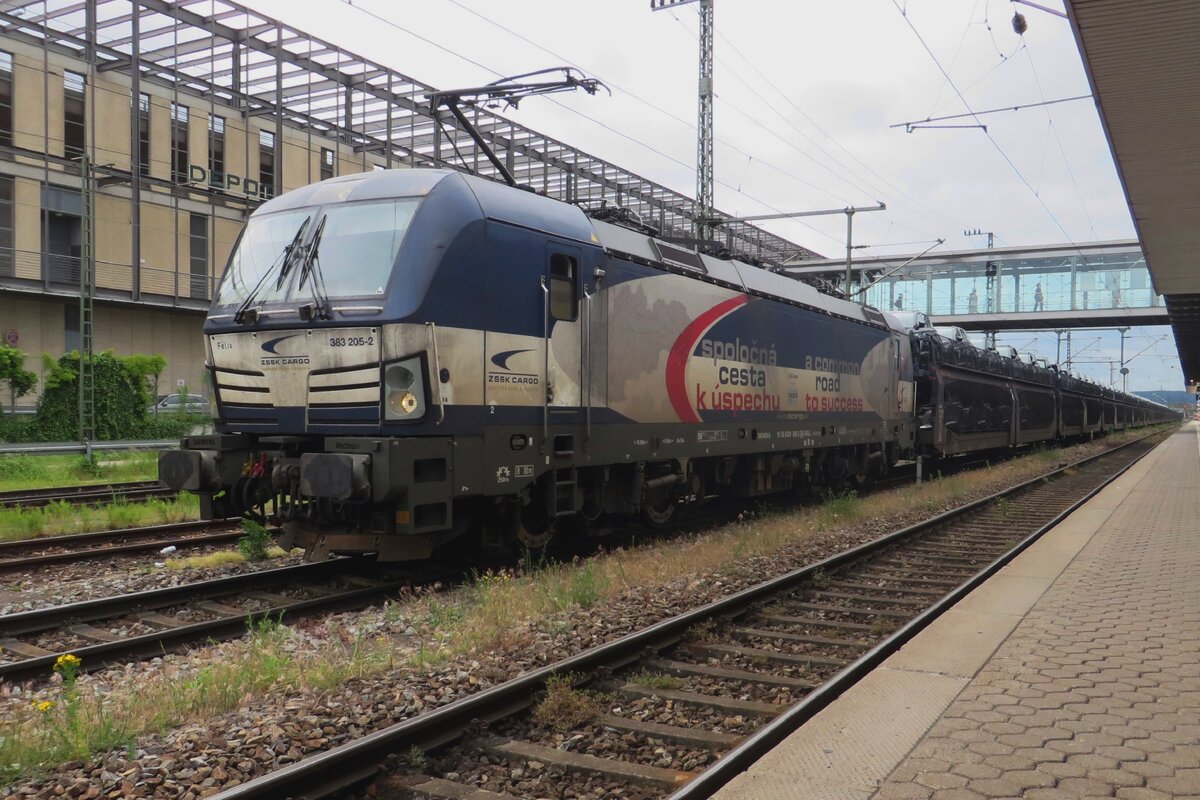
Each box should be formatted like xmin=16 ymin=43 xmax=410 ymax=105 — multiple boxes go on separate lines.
xmin=0 ymin=426 xmax=1173 ymax=785
xmin=0 ymin=495 xmax=199 ymax=543
xmin=0 ymin=618 xmax=397 ymax=783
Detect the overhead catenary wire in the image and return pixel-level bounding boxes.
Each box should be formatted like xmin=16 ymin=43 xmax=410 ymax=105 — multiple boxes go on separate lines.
xmin=1020 ymin=40 xmax=1099 ymax=240
xmin=457 ymin=2 xmax=938 ymax=247
xmin=335 ymin=0 xmax=848 ymax=249
xmin=889 ymin=0 xmax=1093 ymax=255
xmin=436 ymin=0 xmax=857 ymax=243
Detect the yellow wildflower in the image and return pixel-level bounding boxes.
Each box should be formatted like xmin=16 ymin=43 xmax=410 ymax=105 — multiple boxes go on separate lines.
xmin=54 ymin=654 xmax=81 ymax=670
xmin=32 ymin=700 xmax=53 ymax=713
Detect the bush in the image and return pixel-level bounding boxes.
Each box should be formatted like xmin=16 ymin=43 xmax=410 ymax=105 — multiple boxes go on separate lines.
xmin=0 ymin=412 xmax=31 ymax=442
xmin=237 ymin=519 xmax=272 ymax=562
xmin=6 ymin=350 xmax=205 ymax=442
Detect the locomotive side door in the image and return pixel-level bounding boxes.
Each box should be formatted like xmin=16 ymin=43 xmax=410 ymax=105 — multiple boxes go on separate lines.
xmin=544 ymin=242 xmax=584 ymax=414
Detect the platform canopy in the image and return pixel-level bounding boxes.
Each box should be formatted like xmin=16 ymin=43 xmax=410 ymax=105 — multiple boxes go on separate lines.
xmin=1067 ymin=0 xmax=1200 ymax=387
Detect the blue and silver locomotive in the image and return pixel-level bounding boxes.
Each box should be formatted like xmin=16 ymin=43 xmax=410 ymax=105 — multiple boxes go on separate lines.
xmin=158 ymin=168 xmax=1174 ymax=560
xmin=159 ymin=168 xmax=920 ymax=559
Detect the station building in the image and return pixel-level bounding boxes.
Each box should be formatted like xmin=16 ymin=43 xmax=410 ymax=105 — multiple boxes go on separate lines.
xmin=0 ymin=22 xmax=392 ymax=408
xmin=0 ymin=0 xmax=806 ymax=413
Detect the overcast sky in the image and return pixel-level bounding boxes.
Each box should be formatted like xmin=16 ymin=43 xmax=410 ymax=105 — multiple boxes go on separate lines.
xmin=243 ymin=0 xmax=1185 ymax=394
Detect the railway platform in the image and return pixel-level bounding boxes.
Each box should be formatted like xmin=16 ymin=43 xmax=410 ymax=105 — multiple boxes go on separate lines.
xmin=713 ymin=422 xmax=1200 ymax=800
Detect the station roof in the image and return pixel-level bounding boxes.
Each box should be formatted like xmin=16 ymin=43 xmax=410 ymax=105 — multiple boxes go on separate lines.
xmin=0 ymin=0 xmax=818 ymax=266
xmin=1066 ymin=0 xmax=1200 ymax=386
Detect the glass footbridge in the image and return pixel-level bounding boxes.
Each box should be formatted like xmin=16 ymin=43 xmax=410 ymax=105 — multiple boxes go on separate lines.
xmin=783 ymin=240 xmax=1168 ymax=331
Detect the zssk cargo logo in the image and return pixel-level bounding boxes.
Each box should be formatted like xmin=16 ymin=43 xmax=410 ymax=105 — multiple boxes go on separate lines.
xmin=665 ymin=295 xmax=781 ymax=422
xmin=487 ymin=349 xmax=539 ymax=386
xmin=260 ymin=334 xmax=310 ymax=367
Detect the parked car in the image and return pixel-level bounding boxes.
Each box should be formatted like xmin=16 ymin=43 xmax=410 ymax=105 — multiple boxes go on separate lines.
xmin=149 ymin=393 xmax=210 ymax=415
xmin=933 ymin=325 xmax=969 ymax=344
xmin=884 ymin=310 xmax=933 ymax=332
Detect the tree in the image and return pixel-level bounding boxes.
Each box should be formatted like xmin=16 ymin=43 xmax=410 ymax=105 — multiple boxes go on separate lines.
xmin=0 ymin=344 xmax=37 ymax=413
xmin=121 ymin=353 xmax=167 ymax=411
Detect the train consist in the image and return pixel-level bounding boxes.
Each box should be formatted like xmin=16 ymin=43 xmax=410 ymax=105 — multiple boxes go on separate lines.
xmin=158 ymin=169 xmax=1176 ymax=561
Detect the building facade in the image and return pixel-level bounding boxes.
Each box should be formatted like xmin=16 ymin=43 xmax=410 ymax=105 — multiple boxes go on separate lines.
xmin=0 ymin=34 xmax=390 ymax=409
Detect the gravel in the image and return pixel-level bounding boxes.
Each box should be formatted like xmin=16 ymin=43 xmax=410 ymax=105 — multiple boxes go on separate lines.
xmin=5 ymin=440 xmax=1121 ymax=798
xmin=0 ymin=546 xmax=306 ymax=616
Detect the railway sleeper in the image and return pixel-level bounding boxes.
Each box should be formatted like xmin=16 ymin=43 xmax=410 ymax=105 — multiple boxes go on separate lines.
xmin=685 ymin=642 xmax=848 ymax=670
xmin=611 ymin=682 xmax=783 ymax=718
xmin=731 ymin=626 xmax=872 ymax=650
xmin=405 ymin=776 xmax=518 ymax=800
xmin=845 ymin=572 xmax=963 ymax=588
xmin=826 ymin=579 xmax=948 ymax=597
xmin=756 ymin=613 xmax=876 ymax=631
xmin=807 ymin=590 xmax=931 ymax=608
xmin=781 ymin=601 xmax=913 ymax=619
xmin=595 ymin=714 xmax=742 ymax=750
xmin=642 ymin=657 xmax=818 ymax=691
xmin=484 ymin=737 xmax=695 ymax=790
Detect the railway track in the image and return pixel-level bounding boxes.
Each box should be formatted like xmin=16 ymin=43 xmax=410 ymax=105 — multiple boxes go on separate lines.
xmin=0 ymin=519 xmax=241 ymax=573
xmin=203 ymin=429 xmax=1168 ymax=800
xmin=0 ymin=558 xmax=423 ymax=683
xmin=0 ymin=480 xmax=177 ymax=509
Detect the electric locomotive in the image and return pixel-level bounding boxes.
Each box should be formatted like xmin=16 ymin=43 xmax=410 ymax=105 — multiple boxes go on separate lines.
xmin=159 ymin=168 xmax=917 ymax=560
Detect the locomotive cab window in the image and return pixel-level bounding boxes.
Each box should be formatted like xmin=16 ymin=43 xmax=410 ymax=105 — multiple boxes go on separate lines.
xmin=549 ymin=253 xmax=578 ymax=321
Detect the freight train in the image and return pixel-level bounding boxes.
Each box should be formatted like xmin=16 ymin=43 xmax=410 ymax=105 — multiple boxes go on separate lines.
xmin=157 ymin=169 xmax=1176 ymax=561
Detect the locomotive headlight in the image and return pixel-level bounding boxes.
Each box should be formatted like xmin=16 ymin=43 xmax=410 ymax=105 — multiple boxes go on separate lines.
xmin=389 ymin=390 xmax=418 ymax=416
xmin=383 ymin=357 xmax=426 ymax=420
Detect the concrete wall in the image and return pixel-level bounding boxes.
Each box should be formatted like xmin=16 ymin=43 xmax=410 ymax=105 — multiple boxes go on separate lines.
xmin=2 ymin=294 xmax=206 ymax=410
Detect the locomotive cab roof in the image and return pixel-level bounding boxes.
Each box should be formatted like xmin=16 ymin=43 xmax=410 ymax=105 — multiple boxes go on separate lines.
xmin=231 ymin=168 xmax=892 ymax=332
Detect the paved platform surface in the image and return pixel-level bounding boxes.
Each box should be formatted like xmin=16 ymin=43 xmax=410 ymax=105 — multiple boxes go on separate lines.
xmin=713 ymin=423 xmax=1200 ymax=800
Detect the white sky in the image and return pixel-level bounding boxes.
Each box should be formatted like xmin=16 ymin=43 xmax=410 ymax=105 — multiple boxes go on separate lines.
xmin=243 ymin=0 xmax=1185 ymax=394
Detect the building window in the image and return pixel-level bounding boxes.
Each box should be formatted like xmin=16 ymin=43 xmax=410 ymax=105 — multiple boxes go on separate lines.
xmin=319 ymin=147 xmax=333 ymax=181
xmin=170 ymin=102 xmax=188 ymax=182
xmin=208 ymin=114 xmax=224 ymax=178
xmin=136 ymin=92 xmax=150 ymax=178
xmin=64 ymin=304 xmax=80 ymax=353
xmin=258 ymin=130 xmax=275 ymax=195
xmin=0 ymin=176 xmax=12 ymax=277
xmin=189 ymin=213 xmax=208 ymax=299
xmin=0 ymin=51 xmax=12 ymax=148
xmin=63 ymin=70 xmax=85 ymax=160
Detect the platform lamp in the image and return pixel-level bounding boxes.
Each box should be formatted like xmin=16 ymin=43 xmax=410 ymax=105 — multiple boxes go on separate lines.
xmin=1011 ymin=0 xmax=1068 ymax=35
xmin=1118 ymin=327 xmax=1130 ymax=393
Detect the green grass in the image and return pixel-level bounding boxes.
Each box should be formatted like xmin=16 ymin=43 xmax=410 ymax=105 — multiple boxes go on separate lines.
xmin=0 ymin=620 xmax=396 ymax=785
xmin=0 ymin=495 xmax=199 ymax=543
xmin=0 ymin=452 xmax=159 ymax=493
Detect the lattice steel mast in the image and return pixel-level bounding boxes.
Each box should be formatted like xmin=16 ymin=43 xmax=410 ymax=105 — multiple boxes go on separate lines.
xmin=652 ymin=0 xmax=714 ymax=242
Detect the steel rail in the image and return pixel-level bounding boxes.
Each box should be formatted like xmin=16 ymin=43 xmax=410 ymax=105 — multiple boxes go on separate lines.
xmin=206 ymin=429 xmax=1168 ymax=800
xmin=0 ymin=520 xmax=240 ymax=572
xmin=0 ymin=559 xmax=366 ymax=683
xmin=0 ymin=480 xmax=176 ymax=508
xmin=0 ymin=520 xmax=224 ymax=557
xmin=666 ymin=434 xmax=1158 ymax=800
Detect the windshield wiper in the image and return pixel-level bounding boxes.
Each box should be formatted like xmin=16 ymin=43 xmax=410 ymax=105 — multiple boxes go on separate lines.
xmin=297 ymin=216 xmax=331 ymax=321
xmin=233 ymin=216 xmax=311 ymax=324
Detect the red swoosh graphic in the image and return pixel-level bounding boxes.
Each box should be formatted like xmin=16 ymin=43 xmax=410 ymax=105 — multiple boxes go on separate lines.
xmin=666 ymin=294 xmax=749 ymax=422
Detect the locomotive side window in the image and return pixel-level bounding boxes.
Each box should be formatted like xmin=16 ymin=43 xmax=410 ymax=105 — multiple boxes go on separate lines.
xmin=549 ymin=253 xmax=578 ymax=321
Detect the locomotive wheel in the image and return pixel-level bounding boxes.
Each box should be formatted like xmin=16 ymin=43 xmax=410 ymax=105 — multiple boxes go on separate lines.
xmin=641 ymin=495 xmax=676 ymax=527
xmin=515 ymin=503 xmax=556 ymax=548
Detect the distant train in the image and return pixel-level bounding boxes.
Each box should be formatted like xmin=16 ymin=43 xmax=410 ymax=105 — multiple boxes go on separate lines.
xmin=157 ymin=169 xmax=1177 ymax=561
